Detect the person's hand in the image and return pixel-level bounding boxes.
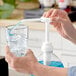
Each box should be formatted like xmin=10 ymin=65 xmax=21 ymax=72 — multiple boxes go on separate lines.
xmin=5 ymin=46 xmax=38 ymax=74
xmin=43 ymin=9 xmax=76 ymax=43
xmin=5 ymin=46 xmax=68 ymax=76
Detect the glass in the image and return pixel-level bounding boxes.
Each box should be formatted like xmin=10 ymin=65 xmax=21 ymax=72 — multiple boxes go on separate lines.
xmin=6 ymin=25 xmax=28 ymax=57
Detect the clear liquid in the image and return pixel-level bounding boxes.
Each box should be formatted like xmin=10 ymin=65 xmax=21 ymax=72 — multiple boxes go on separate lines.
xmin=31 ymin=61 xmax=64 ymax=76
xmin=8 ymin=35 xmax=27 ymax=57
xmin=7 ymin=27 xmax=28 ymax=57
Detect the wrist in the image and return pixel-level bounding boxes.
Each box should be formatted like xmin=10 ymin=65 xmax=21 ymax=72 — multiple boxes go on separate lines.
xmin=30 ymin=62 xmax=68 ymax=76
xmin=73 ymin=29 xmax=76 ymax=43
xmin=30 ymin=62 xmax=39 ymax=75
xmin=69 ymin=28 xmax=76 ymax=44
xmin=31 ymin=62 xmax=49 ymax=76
xmin=31 ymin=62 xmax=44 ymax=76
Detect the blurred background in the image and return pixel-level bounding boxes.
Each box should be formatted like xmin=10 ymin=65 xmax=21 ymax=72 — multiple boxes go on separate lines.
xmin=0 ymin=0 xmax=40 ymax=19
xmin=0 ymin=0 xmax=76 ymax=76
xmin=0 ymin=0 xmax=76 ymax=21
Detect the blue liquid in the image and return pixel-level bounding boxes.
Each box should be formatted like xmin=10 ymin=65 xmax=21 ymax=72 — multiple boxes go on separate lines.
xmin=39 ymin=61 xmax=64 ymax=68
xmin=31 ymin=61 xmax=64 ymax=76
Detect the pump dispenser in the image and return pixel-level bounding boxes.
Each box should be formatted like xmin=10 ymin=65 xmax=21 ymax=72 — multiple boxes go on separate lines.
xmin=40 ymin=17 xmax=64 ymax=67
xmin=31 ymin=17 xmax=64 ymax=76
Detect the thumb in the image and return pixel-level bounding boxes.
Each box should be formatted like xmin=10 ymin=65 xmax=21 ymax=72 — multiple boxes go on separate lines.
xmin=51 ymin=17 xmax=66 ymax=23
xmin=43 ymin=12 xmax=47 ymax=17
xmin=26 ymin=49 xmax=34 ymax=56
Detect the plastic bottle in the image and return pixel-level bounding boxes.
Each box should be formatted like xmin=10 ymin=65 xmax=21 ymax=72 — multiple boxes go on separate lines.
xmin=31 ymin=43 xmax=64 ymax=76
xmin=40 ymin=42 xmax=64 ymax=67
xmin=40 ymin=17 xmax=64 ymax=67
xmin=31 ymin=48 xmax=64 ymax=76
xmin=31 ymin=17 xmax=64 ymax=76
xmin=39 ymin=55 xmax=64 ymax=67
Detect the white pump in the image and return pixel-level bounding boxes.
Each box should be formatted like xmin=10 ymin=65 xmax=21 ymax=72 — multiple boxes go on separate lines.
xmin=41 ymin=17 xmax=53 ymax=65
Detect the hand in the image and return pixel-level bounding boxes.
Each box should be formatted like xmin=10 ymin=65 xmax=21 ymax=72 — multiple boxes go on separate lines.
xmin=5 ymin=46 xmax=68 ymax=76
xmin=5 ymin=46 xmax=38 ymax=74
xmin=43 ymin=9 xmax=76 ymax=43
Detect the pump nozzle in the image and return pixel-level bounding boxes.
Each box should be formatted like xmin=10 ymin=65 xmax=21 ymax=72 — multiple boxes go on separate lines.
xmin=40 ymin=17 xmax=53 ymax=65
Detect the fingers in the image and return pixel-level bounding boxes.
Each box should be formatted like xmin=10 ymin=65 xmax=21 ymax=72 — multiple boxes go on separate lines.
xmin=43 ymin=12 xmax=47 ymax=17
xmin=25 ymin=49 xmax=37 ymax=62
xmin=43 ymin=9 xmax=69 ymax=21
xmin=51 ymin=17 xmax=66 ymax=23
xmin=6 ymin=46 xmax=15 ymax=58
xmin=50 ymin=17 xmax=66 ymax=28
xmin=6 ymin=46 xmax=10 ymax=55
xmin=59 ymin=10 xmax=69 ymax=20
xmin=5 ymin=46 xmax=16 ymax=63
xmin=5 ymin=46 xmax=20 ymax=69
xmin=26 ymin=49 xmax=34 ymax=56
xmin=43 ymin=8 xmax=54 ymax=17
xmin=50 ymin=9 xmax=59 ymax=17
xmin=45 ymin=9 xmax=60 ymax=18
xmin=45 ymin=9 xmax=54 ymax=17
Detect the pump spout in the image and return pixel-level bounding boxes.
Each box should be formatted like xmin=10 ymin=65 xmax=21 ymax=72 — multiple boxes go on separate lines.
xmin=41 ymin=17 xmax=53 ymax=65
